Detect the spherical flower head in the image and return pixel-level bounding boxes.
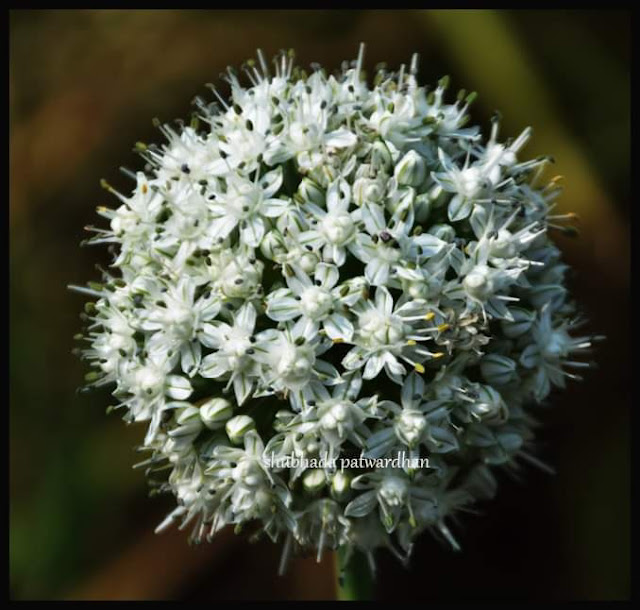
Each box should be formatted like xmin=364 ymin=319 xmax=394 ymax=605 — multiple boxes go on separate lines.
xmin=72 ymin=44 xmax=601 ymax=573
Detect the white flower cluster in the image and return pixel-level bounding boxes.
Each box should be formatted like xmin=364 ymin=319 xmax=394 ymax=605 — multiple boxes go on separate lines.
xmin=74 ymin=46 xmax=599 ymax=570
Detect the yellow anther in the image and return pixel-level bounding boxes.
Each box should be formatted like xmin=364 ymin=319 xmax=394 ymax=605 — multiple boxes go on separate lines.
xmin=431 ymin=352 xmax=445 ymax=360
xmin=424 ymin=312 xmax=435 ymax=321
xmin=437 ymin=323 xmax=450 ymax=332
xmin=142 ymin=184 xmax=148 ymax=194
xmin=332 ymin=338 xmax=344 ymax=344
xmin=414 ymin=363 xmax=425 ymax=374
xmin=406 ymin=339 xmax=417 ymax=346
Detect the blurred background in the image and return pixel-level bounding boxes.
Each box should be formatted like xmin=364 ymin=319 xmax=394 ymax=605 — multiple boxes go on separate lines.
xmin=9 ymin=9 xmax=630 ymax=601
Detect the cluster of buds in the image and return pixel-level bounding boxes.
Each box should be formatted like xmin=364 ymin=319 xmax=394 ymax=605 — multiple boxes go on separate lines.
xmin=73 ymin=46 xmax=599 ymax=571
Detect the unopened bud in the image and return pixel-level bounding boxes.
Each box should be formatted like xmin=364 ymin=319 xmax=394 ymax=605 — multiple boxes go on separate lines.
xmin=201 ymin=398 xmax=234 ymax=430
xmin=480 ymin=354 xmax=517 ymax=386
xmin=394 ymin=150 xmax=426 ymax=187
xmin=303 ymin=469 xmax=326 ymax=494
xmin=226 ymin=415 xmax=256 ymax=445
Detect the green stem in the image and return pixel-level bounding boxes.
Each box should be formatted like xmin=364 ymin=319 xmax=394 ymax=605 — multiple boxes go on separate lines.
xmin=335 ymin=547 xmax=374 ymax=601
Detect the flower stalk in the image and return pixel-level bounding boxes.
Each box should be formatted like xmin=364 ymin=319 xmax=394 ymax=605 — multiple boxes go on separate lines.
xmin=336 ymin=547 xmax=374 ymax=601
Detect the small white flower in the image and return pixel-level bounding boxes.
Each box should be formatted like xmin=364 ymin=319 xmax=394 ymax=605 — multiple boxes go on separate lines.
xmin=343 ymin=286 xmax=442 ymax=383
xmin=209 ymin=167 xmax=289 ymax=247
xmin=199 ymin=302 xmax=260 ymax=405
xmin=266 ymin=263 xmax=354 ymax=342
xmin=298 ymin=179 xmax=361 ymax=265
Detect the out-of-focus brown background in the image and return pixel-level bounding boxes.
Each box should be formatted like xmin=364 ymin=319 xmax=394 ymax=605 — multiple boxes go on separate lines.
xmin=9 ymin=9 xmax=630 ymax=601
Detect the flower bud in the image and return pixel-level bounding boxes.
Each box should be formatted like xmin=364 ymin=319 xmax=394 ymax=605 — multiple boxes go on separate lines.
xmin=331 ymin=471 xmax=352 ymax=501
xmin=528 ymin=284 xmax=567 ymax=311
xmin=176 ymin=405 xmax=200 ymax=424
xmin=428 ymin=223 xmax=456 ymax=242
xmin=500 ymin=307 xmax=535 ymax=338
xmin=414 ymin=192 xmax=432 ymax=223
xmin=298 ymin=178 xmax=325 ymax=206
xmin=370 ymin=140 xmax=392 ymax=171
xmin=394 ymin=150 xmax=426 ymax=187
xmin=225 ymin=415 xmax=256 ymax=444
xmin=303 ymin=469 xmax=326 ymax=494
xmin=480 ymin=354 xmax=517 ymax=386
xmin=471 ymin=385 xmax=509 ymax=423
xmin=200 ymin=398 xmax=233 ymax=430
xmin=170 ymin=405 xmax=203 ymax=440
xmin=260 ymin=230 xmax=285 ymax=261
xmin=294 ymin=250 xmax=320 ymax=274
xmin=463 ymin=265 xmax=494 ymax=301
xmin=395 ymin=410 xmax=427 ymax=447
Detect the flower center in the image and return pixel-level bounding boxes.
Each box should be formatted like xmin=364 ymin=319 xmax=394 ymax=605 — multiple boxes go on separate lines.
xmin=543 ymin=330 xmax=569 ymax=359
xmin=463 ymin=265 xmax=494 ymax=301
xmin=224 ymin=331 xmax=252 ymax=369
xmin=277 ymin=344 xmax=314 ymax=386
xmin=377 ymin=243 xmax=401 ymax=263
xmin=290 ymin=121 xmax=322 ymax=151
xmin=321 ymin=212 xmax=355 ymax=245
xmin=300 ymin=286 xmax=333 ymax=319
xmin=135 ymin=366 xmax=165 ymax=397
xmin=379 ymin=476 xmax=408 ymax=507
xmin=490 ymin=229 xmax=516 ymax=258
xmin=395 ymin=410 xmax=427 ymax=447
xmin=456 ymin=167 xmax=482 ymax=198
xmin=233 ymin=459 xmax=263 ymax=487
xmin=320 ymin=402 xmax=352 ymax=434
xmin=220 ymin=261 xmax=261 ymax=299
xmin=360 ymin=310 xmax=406 ymax=347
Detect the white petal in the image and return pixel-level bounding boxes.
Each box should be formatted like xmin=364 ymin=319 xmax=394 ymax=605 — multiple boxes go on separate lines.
xmin=241 ymin=216 xmax=265 ymax=247
xmin=363 ymin=428 xmax=396 ymax=458
xmin=210 ymin=216 xmax=238 ymax=241
xmin=448 ymin=194 xmax=473 ymax=222
xmin=470 ymin=204 xmax=488 ymax=239
xmin=374 ymin=286 xmax=394 ymax=316
xmin=363 ymin=354 xmax=384 ymax=379
xmin=298 ymin=230 xmax=324 ymax=249
xmin=332 ymin=245 xmax=346 ymax=266
xmin=342 ymin=347 xmax=366 ymax=371
xmin=401 ymin=372 xmax=425 ymax=409
xmin=363 ymin=203 xmax=387 ymax=235
xmin=344 ymin=491 xmax=378 ymax=517
xmin=262 ymin=198 xmax=290 ymax=218
xmin=324 ymin=314 xmax=354 ymax=342
xmin=199 ymin=322 xmax=228 ymax=349
xmin=414 ymin=233 xmax=446 ymax=257
xmin=180 ymin=341 xmax=201 ymax=377
xmin=260 ymin=166 xmax=284 ymax=198
xmin=315 ymin=263 xmax=339 ymax=289
xmin=233 ymin=373 xmax=253 ymax=405
xmin=365 ymin=258 xmax=389 ymax=286
xmin=287 ymin=273 xmax=310 ymax=294
xmin=324 ymin=129 xmax=357 ymax=150
xmin=314 ymin=359 xmax=342 ymax=385
xmin=236 ymin=302 xmax=257 ymax=332
xmin=263 ymin=141 xmax=293 ymax=166
xmin=326 ymin=179 xmax=351 ymax=212
xmin=383 ymin=352 xmax=406 ymax=378
xmin=200 ymin=354 xmax=229 ymax=379
xmin=266 ymin=294 xmax=300 ymax=321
